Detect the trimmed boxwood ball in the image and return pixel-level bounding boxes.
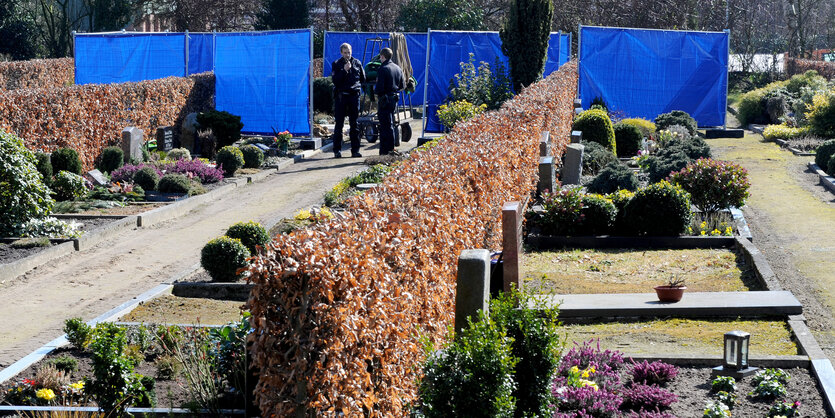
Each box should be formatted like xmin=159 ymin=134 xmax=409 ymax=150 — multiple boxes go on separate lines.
xmin=581 ymin=141 xmax=618 ymax=175
xmin=578 ymin=194 xmax=616 ymax=236
xmin=216 ymin=146 xmax=245 ymax=177
xmin=34 ymin=152 xmax=52 ymax=186
xmin=613 ymin=122 xmax=642 ymax=157
xmin=586 ymin=161 xmax=638 ymax=194
xmin=52 ymin=171 xmax=87 ymax=201
xmin=240 ymin=144 xmax=265 ymax=169
xmin=97 ymin=146 xmax=124 ymax=173
xmin=623 ymin=181 xmax=692 ymax=236
xmin=572 ymin=109 xmax=616 ymax=154
xmin=815 ymin=139 xmax=835 ymax=171
xmin=201 ymin=236 xmax=250 ymax=282
xmin=157 ymin=173 xmax=191 ymax=194
xmin=654 ymin=110 xmax=697 ymax=136
xmin=133 ymin=166 xmax=159 ymax=191
xmin=51 ymin=147 xmax=83 ymax=175
xmin=166 ymin=148 xmax=191 ymax=161
xmin=226 ymin=221 xmax=270 ymax=254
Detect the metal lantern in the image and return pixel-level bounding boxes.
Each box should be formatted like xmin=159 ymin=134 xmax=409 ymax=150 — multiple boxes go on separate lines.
xmin=712 ymin=330 xmax=758 ymax=378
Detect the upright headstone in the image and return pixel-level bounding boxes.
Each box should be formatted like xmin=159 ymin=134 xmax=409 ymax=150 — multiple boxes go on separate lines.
xmin=561 ymin=143 xmax=584 ymax=185
xmin=502 ymin=202 xmax=523 ymax=293
xmin=156 ymin=126 xmax=176 ymax=152
xmin=540 ymin=131 xmax=551 ymax=157
xmin=574 ymin=107 xmax=584 ymax=116
xmin=455 ymin=249 xmax=491 ymax=333
xmin=573 ymin=98 xmax=582 ymax=109
xmin=571 ymin=130 xmax=583 ymax=144
xmin=538 ymin=156 xmax=556 ymax=194
xmin=180 ymin=112 xmax=199 ymax=152
xmin=121 ymin=127 xmax=144 ymax=162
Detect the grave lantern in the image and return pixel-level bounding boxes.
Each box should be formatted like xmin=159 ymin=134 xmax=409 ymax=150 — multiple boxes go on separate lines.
xmin=711 ymin=330 xmax=758 ymax=379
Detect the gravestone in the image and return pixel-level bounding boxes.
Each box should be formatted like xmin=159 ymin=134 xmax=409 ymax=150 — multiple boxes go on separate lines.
xmin=156 ymin=126 xmax=176 ymax=152
xmin=299 ymin=137 xmax=321 ymax=150
xmin=540 ymin=131 xmax=550 ymax=157
xmin=573 ymin=98 xmax=582 ymax=109
xmin=85 ymin=169 xmax=108 ymax=186
xmin=455 ymin=249 xmax=491 ymax=333
xmin=502 ymin=202 xmax=523 ymax=293
xmin=574 ymin=107 xmax=584 ymax=116
xmin=180 ymin=112 xmax=199 ymax=151
xmin=253 ymin=143 xmax=270 ymax=152
xmin=561 ymin=143 xmax=584 ymax=185
xmin=121 ymin=127 xmax=144 ymax=162
xmin=538 ymin=156 xmax=556 ymax=194
xmin=571 ymin=130 xmax=583 ymax=144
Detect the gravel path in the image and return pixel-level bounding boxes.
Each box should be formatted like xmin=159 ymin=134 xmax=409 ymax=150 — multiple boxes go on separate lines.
xmin=0 ymin=126 xmax=422 ymax=368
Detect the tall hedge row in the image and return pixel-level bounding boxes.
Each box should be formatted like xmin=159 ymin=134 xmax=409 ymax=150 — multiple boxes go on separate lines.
xmin=0 ymin=73 xmax=214 ymax=170
xmin=0 ymin=58 xmax=74 ymax=91
xmin=785 ymin=57 xmax=835 ymax=80
xmin=245 ymin=61 xmax=579 ymax=416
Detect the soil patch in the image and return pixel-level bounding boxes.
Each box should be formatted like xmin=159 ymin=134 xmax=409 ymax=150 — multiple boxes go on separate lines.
xmin=120 ymin=295 xmax=244 ymax=325
xmin=72 ymin=203 xmax=167 ymax=216
xmin=562 ymin=318 xmax=797 ymax=357
xmin=522 ymin=248 xmax=759 ymax=294
xmin=66 ymin=217 xmax=119 ymax=232
xmin=0 ymin=243 xmax=51 ymax=265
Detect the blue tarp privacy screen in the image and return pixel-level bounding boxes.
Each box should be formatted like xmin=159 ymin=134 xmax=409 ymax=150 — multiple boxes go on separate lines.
xmin=75 ymin=33 xmax=186 ymax=84
xmin=579 ymin=26 xmax=728 ymax=127
xmin=214 ymin=30 xmax=312 ymax=135
xmin=323 ymin=32 xmax=428 ymax=105
xmin=187 ymin=33 xmax=214 ymax=75
xmin=543 ymin=32 xmax=570 ymax=76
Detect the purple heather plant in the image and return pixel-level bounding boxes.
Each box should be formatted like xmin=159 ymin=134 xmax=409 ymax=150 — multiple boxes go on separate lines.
xmin=557 ymin=340 xmax=625 ymax=391
xmin=620 ymin=384 xmax=678 ymax=412
xmin=630 ymin=360 xmax=679 ymax=386
xmin=110 ymin=163 xmax=163 ymax=184
xmin=160 ymin=159 xmax=224 ymax=183
xmin=552 ymin=385 xmax=622 ymax=417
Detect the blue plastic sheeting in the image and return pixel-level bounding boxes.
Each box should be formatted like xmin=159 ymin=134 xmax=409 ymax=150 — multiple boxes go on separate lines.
xmin=560 ymin=33 xmax=571 ymax=66
xmin=75 ymin=33 xmax=185 ymax=84
xmin=187 ymin=33 xmax=214 ymax=75
xmin=543 ymin=33 xmax=570 ymax=76
xmin=214 ymin=30 xmax=311 ymax=135
xmin=579 ymin=26 xmax=728 ymax=127
xmin=323 ymin=32 xmax=427 ymax=104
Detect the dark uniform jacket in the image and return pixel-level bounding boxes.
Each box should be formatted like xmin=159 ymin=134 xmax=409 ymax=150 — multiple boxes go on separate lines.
xmin=331 ymin=56 xmax=365 ymax=94
xmin=374 ymin=60 xmax=405 ymax=97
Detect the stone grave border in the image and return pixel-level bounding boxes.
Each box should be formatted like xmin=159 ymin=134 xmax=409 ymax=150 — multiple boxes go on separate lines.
xmin=749 ymin=124 xmax=816 ymax=156
xmin=0 ymin=146 xmax=328 ymax=284
xmin=808 ymin=162 xmax=835 ymax=195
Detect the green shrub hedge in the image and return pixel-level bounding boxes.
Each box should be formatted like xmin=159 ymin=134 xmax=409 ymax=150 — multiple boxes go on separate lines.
xmin=586 ymin=161 xmax=638 ymax=194
xmin=623 ymin=181 xmax=692 ymax=236
xmin=613 ymin=122 xmax=642 ymax=157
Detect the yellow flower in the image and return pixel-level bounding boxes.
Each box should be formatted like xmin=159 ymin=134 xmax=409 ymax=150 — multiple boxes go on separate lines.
xmin=294 ymin=209 xmax=312 ymax=221
xmin=700 ymin=230 xmax=707 ymax=236
xmin=319 ymin=207 xmax=334 ymax=219
xmin=711 ymin=229 xmax=721 ymax=236
xmin=569 ymin=366 xmax=580 ymax=375
xmin=579 ymin=379 xmax=599 ymax=391
xmin=724 ymin=226 xmax=733 ymax=236
xmin=69 ymin=381 xmax=84 ymax=390
xmin=581 ymin=369 xmax=590 ymax=378
xmin=36 ymin=388 xmax=55 ymax=401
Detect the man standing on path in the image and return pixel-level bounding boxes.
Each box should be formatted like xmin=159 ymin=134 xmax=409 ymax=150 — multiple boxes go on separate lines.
xmin=374 ymin=47 xmax=405 ymax=156
xmin=331 ymin=43 xmax=365 ymax=158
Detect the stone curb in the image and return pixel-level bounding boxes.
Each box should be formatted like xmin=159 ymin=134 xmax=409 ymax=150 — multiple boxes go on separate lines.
xmin=785 ymin=316 xmax=835 ymax=416
xmin=627 ymin=354 xmax=810 ymax=369
xmin=0 ymin=241 xmax=75 ymax=284
xmin=809 ymin=162 xmax=835 ymax=195
xmin=72 ymin=215 xmax=138 ymax=251
xmin=527 ymin=235 xmax=737 ymax=250
xmin=171 ymin=282 xmax=253 ymax=301
xmin=735 ymin=236 xmax=782 ymax=291
xmin=769 ymin=137 xmax=815 ymax=156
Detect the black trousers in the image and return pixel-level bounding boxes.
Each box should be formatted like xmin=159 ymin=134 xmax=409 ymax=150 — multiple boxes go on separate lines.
xmin=378 ymin=95 xmax=397 ymax=155
xmin=333 ymin=92 xmax=360 ymax=154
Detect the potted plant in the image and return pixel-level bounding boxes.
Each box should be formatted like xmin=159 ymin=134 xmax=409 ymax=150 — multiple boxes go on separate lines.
xmin=272 ymin=129 xmax=292 ymax=156
xmin=654 ymin=276 xmax=686 ymax=303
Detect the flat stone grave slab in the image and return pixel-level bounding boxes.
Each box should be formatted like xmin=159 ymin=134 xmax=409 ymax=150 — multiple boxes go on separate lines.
xmin=535 ymin=291 xmax=801 ymax=318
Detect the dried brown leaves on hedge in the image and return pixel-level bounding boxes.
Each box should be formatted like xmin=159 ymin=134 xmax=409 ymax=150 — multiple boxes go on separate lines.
xmin=0 ymin=73 xmax=214 ymax=170
xmin=246 ymin=61 xmax=578 ymax=417
xmin=0 ymin=58 xmax=74 ymax=91
xmin=785 ymin=57 xmax=835 ymax=79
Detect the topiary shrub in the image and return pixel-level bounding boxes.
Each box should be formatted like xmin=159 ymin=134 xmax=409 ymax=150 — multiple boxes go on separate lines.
xmin=225 ymin=221 xmax=270 ymax=254
xmin=669 ymin=158 xmax=750 ymax=212
xmin=581 ymin=141 xmax=618 ymax=175
xmin=133 ymin=166 xmax=159 ymax=191
xmin=157 ymin=174 xmax=191 ymax=194
xmin=52 ymin=171 xmax=87 ymax=201
xmin=578 ymin=194 xmax=616 ymax=236
xmin=808 ymin=91 xmax=835 ymax=138
xmin=654 ymin=110 xmax=697 ymax=136
xmin=586 ymin=161 xmax=638 ymax=194
xmin=166 ymin=148 xmax=191 ymax=161
xmin=573 ymin=109 xmax=616 ymax=153
xmin=613 ymin=122 xmax=642 ymax=157
xmin=51 ymin=147 xmax=83 ymax=175
xmin=620 ymin=118 xmax=655 ymax=140
xmin=785 ymin=70 xmax=827 ymax=94
xmin=240 ymin=144 xmax=265 ymax=169
xmin=97 ymin=146 xmax=125 ymax=173
xmin=313 ymin=77 xmax=334 ymax=114
xmin=737 ymin=83 xmax=787 ymax=126
xmin=645 ymin=138 xmax=712 ymax=183
xmin=0 ymin=130 xmax=54 ymax=236
xmin=623 ymin=181 xmax=692 ymax=236
xmin=216 ymin=146 xmax=245 ymax=177
xmin=814 ymin=139 xmax=835 ymax=170
xmin=200 ymin=236 xmax=251 ymax=282
xmin=35 ymin=152 xmax=52 ymax=186
xmin=197 ymin=110 xmax=244 ymax=148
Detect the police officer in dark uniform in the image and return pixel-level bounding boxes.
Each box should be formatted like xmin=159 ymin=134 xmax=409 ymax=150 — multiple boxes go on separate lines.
xmin=374 ymin=48 xmax=405 ymax=156
xmin=331 ymin=43 xmax=365 ymax=158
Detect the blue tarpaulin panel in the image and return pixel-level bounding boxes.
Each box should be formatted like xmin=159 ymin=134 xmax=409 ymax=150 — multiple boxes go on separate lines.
xmin=75 ymin=33 xmax=185 ymax=84
xmin=543 ymin=32 xmax=570 ymax=76
xmin=560 ymin=33 xmax=571 ymax=65
xmin=579 ymin=26 xmax=728 ymax=127
xmin=187 ymin=33 xmax=214 ymax=75
xmin=323 ymin=31 xmax=427 ymax=105
xmin=214 ymin=30 xmax=311 ymax=135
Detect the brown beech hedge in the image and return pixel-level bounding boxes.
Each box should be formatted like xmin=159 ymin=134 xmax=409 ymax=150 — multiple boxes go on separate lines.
xmin=0 ymin=58 xmax=74 ymax=91
xmin=246 ymin=61 xmax=578 ymax=416
xmin=785 ymin=56 xmax=835 ymax=79
xmin=0 ymin=73 xmax=214 ymax=170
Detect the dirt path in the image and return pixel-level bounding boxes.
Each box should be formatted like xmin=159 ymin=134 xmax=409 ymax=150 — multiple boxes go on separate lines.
xmin=0 ymin=129 xmax=422 ymax=368
xmin=707 ymin=132 xmax=835 ymax=362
